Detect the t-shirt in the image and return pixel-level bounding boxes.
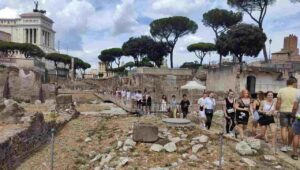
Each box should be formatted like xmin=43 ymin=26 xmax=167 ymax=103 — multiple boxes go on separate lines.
xmin=180 ymin=100 xmax=190 ymax=110
xmin=277 ymin=86 xmax=298 ymax=112
xmin=135 ymin=93 xmax=143 ymax=101
xmin=197 ymin=97 xmax=205 ymax=106
xmin=204 ymin=97 xmax=216 ymax=110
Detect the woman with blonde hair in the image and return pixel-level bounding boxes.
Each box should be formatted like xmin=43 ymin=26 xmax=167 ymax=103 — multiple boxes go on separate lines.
xmin=235 ymin=89 xmax=253 ymax=139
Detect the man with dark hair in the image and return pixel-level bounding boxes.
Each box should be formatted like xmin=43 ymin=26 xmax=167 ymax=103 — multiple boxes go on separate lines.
xmin=276 ymin=76 xmax=298 ymax=152
xmin=180 ymin=94 xmax=190 ymax=118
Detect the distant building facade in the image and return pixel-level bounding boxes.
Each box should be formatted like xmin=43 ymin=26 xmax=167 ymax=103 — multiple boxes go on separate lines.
xmin=0 ymin=12 xmax=55 ymax=53
xmin=99 ymin=62 xmax=114 ymax=78
xmin=272 ymin=34 xmax=300 ymax=64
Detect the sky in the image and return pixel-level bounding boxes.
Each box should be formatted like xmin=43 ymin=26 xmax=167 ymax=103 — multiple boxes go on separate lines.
xmin=1 ymin=0 xmax=300 ymax=70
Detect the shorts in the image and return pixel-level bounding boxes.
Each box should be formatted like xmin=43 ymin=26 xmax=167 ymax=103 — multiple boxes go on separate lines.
xmin=280 ymin=112 xmax=293 ymax=127
xmin=258 ymin=115 xmax=275 ymax=126
xmin=293 ymin=120 xmax=300 ymax=135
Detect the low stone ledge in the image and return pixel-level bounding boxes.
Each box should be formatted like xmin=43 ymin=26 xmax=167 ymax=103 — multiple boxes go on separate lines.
xmin=0 ymin=112 xmax=77 ymax=169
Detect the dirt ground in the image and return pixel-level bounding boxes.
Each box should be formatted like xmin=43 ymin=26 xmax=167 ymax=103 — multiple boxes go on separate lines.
xmin=16 ymin=112 xmax=298 ymax=170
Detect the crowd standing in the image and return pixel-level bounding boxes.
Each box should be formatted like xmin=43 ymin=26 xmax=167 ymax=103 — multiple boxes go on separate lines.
xmin=109 ymin=77 xmax=300 ymax=160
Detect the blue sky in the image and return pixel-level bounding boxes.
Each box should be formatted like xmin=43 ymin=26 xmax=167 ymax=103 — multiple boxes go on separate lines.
xmin=1 ymin=0 xmax=300 ymax=70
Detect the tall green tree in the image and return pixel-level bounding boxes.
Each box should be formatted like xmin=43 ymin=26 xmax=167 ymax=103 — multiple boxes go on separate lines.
xmin=101 ymin=48 xmax=123 ymax=68
xmin=122 ymin=36 xmax=153 ymax=66
xmin=227 ymin=0 xmax=276 ymax=62
xmin=202 ymin=8 xmax=242 ymax=66
xmin=147 ymin=42 xmax=169 ymax=67
xmin=187 ymin=43 xmax=216 ymax=66
xmin=216 ymin=24 xmax=267 ymax=71
xmin=150 ymin=16 xmax=198 ymax=68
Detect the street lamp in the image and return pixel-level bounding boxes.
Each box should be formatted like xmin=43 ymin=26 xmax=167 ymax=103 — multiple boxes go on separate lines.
xmin=269 ymin=39 xmax=272 ymax=63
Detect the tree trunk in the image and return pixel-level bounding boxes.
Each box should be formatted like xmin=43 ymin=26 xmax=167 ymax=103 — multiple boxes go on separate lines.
xmin=200 ymin=58 xmax=204 ymax=66
xmin=262 ymin=45 xmax=268 ymax=62
xmin=258 ymin=24 xmax=269 ymax=63
xmin=170 ymin=46 xmax=174 ymax=68
xmin=219 ymin=54 xmax=222 ymax=68
xmin=239 ymin=56 xmax=243 ymax=72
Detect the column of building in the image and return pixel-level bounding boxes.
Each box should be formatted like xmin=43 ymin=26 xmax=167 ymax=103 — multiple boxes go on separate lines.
xmin=24 ymin=28 xmax=38 ymax=44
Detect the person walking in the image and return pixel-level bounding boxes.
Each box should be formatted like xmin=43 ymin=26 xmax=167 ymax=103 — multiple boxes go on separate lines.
xmin=204 ymin=92 xmax=216 ymax=130
xmin=255 ymin=91 xmax=277 ymax=153
xmin=291 ymin=90 xmax=300 ymax=160
xmin=160 ymin=95 xmax=168 ymax=112
xmin=276 ymin=77 xmax=298 ymax=152
xmin=252 ymin=91 xmax=265 ymax=136
xmin=180 ymin=94 xmax=190 ymax=118
xmin=198 ymin=92 xmax=207 ymax=129
xmin=170 ymin=95 xmax=178 ymax=118
xmin=223 ymin=89 xmax=236 ymax=136
xmin=235 ymin=89 xmax=253 ymax=140
xmin=146 ymin=92 xmax=152 ymax=115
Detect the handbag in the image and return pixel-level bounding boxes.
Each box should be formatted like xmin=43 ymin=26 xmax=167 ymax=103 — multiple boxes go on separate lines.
xmin=253 ymin=110 xmax=260 ymax=121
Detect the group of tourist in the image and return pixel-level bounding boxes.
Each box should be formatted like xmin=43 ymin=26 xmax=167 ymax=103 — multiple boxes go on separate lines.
xmin=113 ymin=78 xmax=300 ymax=159
xmin=206 ymin=77 xmax=300 ymax=160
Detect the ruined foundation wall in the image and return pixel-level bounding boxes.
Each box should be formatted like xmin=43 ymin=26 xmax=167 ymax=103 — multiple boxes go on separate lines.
xmin=0 ymin=67 xmax=42 ymax=102
xmin=0 ymin=113 xmax=73 ymax=169
xmin=206 ymin=66 xmax=238 ymax=93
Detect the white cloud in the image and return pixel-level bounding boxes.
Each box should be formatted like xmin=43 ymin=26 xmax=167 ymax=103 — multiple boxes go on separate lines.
xmin=151 ymin=0 xmax=205 ymax=15
xmin=0 ymin=7 xmax=19 ymax=18
xmin=112 ymin=0 xmax=138 ymax=35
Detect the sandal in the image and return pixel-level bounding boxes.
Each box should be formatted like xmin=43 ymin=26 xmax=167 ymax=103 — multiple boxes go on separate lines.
xmin=291 ymin=155 xmax=298 ymax=160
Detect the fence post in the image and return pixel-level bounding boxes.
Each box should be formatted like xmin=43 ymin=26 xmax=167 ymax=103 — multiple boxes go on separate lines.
xmin=50 ymin=128 xmax=55 ymax=170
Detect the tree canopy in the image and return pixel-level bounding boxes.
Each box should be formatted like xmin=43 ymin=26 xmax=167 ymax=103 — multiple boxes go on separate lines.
xmin=122 ymin=36 xmax=154 ymax=66
xmin=45 ymin=53 xmax=72 ymax=67
xmin=101 ymin=48 xmax=123 ymax=67
xmin=0 ymin=41 xmax=45 ymax=58
xmin=147 ymin=42 xmax=169 ymax=68
xmin=150 ymin=16 xmax=198 ymax=68
xmin=227 ymin=0 xmax=275 ymax=62
xmin=202 ymin=8 xmax=242 ymax=66
xmin=187 ymin=42 xmax=216 ymax=65
xmin=203 ymin=8 xmax=243 ymax=38
xmin=216 ymin=23 xmax=267 ymax=70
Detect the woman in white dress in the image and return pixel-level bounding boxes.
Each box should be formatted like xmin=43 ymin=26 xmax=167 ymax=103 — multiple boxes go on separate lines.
xmin=161 ymin=95 xmax=168 ymax=112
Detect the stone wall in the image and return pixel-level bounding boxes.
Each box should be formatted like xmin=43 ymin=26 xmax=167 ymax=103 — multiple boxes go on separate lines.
xmin=206 ymin=66 xmax=238 ymax=93
xmin=97 ymin=68 xmax=194 ymax=103
xmin=0 ymin=67 xmax=42 ymax=102
xmin=0 ymin=112 xmax=73 ymax=169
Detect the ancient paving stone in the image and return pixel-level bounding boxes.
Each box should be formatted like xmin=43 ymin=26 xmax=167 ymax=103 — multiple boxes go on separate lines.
xmin=56 ymin=94 xmax=73 ymax=105
xmin=133 ymin=123 xmax=158 ymax=142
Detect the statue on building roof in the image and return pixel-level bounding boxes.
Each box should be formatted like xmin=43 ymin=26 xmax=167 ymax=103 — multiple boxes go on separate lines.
xmin=33 ymin=0 xmax=46 ymax=14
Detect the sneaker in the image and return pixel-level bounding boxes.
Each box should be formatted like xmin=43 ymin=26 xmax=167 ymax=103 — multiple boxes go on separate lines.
xmin=287 ymin=146 xmax=293 ymax=151
xmin=280 ymin=146 xmax=288 ymax=152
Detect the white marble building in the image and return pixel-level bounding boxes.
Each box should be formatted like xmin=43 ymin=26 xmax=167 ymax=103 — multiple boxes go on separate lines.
xmin=0 ymin=11 xmax=55 ymax=53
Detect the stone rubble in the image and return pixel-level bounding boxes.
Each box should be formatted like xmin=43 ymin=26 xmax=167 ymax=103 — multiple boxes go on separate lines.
xmin=150 ymin=144 xmax=164 ymax=152
xmin=192 ymin=144 xmax=204 ymax=153
xmin=164 ymin=142 xmax=177 ymax=152
xmin=241 ymin=157 xmax=256 ymax=167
